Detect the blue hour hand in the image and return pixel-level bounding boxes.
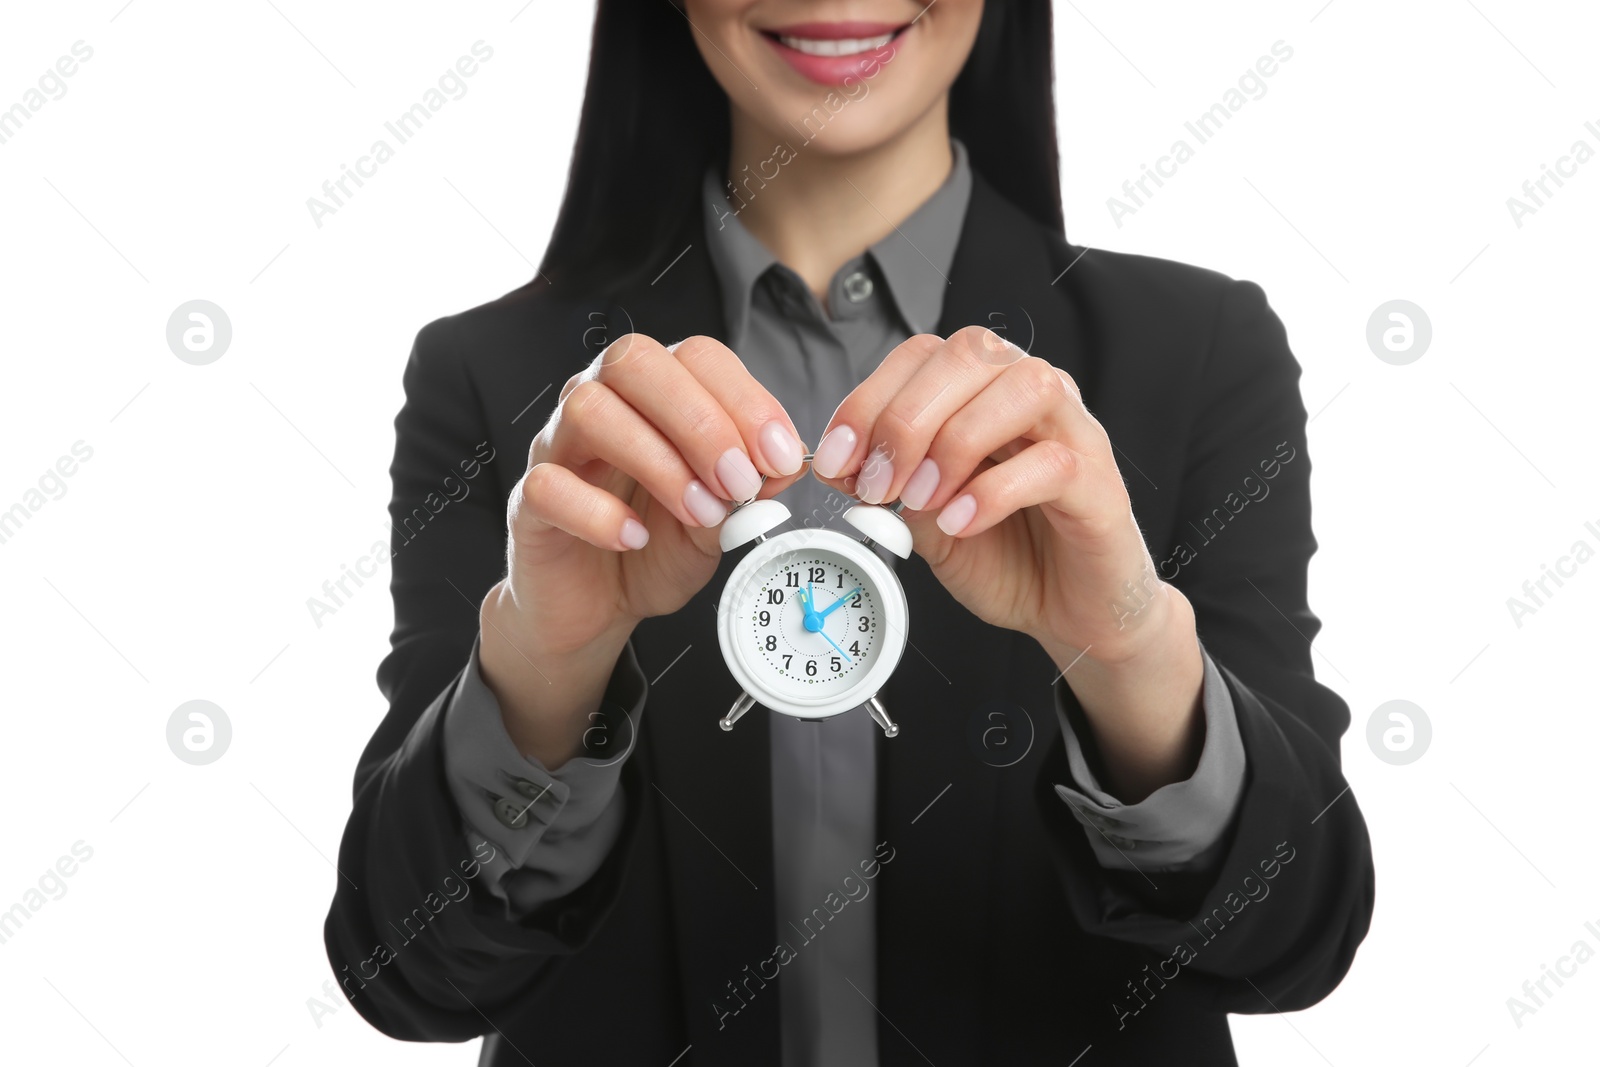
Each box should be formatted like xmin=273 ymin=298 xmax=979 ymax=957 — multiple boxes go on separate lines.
xmin=818 ymin=586 xmax=861 ymax=621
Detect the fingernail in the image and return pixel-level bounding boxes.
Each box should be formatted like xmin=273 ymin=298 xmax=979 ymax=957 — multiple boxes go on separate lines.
xmin=899 ymin=458 xmax=940 ymax=511
xmin=715 ymin=448 xmax=762 ymax=502
xmin=856 ymin=444 xmax=893 ymax=504
xmin=812 ymin=425 xmax=857 ymax=479
xmin=619 ymin=517 xmax=649 ymax=549
xmin=684 ymin=480 xmax=727 ymax=527
xmin=759 ymin=421 xmax=805 ymax=476
xmin=936 ymin=493 xmax=977 ymax=536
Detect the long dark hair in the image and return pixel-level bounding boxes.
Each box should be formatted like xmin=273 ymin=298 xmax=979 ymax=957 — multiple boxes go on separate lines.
xmin=538 ymin=0 xmax=1062 ymax=297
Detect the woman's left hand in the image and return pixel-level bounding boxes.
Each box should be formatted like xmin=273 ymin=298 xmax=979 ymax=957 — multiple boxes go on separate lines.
xmin=811 ymin=327 xmax=1206 ymax=798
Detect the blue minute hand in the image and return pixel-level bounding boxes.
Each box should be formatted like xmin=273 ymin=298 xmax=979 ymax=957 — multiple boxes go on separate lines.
xmin=819 ymin=628 xmax=852 ymax=663
xmin=818 ymin=586 xmax=861 ymax=621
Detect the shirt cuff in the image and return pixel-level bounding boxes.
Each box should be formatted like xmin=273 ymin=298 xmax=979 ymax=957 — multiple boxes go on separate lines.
xmin=1051 ymin=644 xmax=1245 ymax=873
xmin=442 ymin=633 xmax=647 ymax=912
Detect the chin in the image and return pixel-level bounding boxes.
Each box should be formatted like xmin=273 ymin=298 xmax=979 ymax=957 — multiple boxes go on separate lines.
xmin=761 ymin=94 xmax=932 ymax=159
xmin=743 ymin=45 xmax=953 ymax=160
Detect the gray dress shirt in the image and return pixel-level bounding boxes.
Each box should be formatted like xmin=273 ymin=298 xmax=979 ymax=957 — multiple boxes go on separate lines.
xmin=441 ymin=139 xmax=1247 ymax=1067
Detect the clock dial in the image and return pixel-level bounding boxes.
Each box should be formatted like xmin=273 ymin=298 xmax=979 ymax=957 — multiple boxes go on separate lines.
xmin=746 ymin=549 xmax=881 ymax=698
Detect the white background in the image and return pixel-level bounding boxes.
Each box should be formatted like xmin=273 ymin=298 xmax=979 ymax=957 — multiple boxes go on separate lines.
xmin=1 ymin=1 xmax=1596 ymax=1064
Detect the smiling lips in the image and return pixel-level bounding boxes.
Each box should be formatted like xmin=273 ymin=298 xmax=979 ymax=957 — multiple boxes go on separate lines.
xmin=760 ymin=20 xmax=909 ymax=85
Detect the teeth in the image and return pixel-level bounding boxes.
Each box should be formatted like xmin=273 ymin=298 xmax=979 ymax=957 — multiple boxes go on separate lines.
xmin=777 ymin=32 xmax=895 ymax=57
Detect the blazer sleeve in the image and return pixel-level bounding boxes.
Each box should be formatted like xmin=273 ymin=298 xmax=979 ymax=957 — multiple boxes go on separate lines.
xmin=322 ymin=316 xmax=643 ymax=1041
xmin=1037 ymin=278 xmax=1375 ymax=1014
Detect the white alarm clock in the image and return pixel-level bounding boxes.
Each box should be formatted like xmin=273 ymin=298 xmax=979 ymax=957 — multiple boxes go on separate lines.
xmin=715 ymin=476 xmax=911 ymax=739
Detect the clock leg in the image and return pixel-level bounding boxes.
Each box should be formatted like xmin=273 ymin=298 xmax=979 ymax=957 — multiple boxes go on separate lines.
xmin=720 ymin=691 xmax=756 ymax=732
xmin=865 ymin=695 xmax=900 ymax=738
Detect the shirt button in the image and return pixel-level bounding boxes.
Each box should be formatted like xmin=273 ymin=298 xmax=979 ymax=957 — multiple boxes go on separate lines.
xmin=492 ymin=796 xmax=530 ymax=830
xmin=841 ymin=270 xmax=874 ymax=304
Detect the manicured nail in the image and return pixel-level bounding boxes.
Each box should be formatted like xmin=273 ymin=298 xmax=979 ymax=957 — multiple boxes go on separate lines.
xmin=715 ymin=448 xmax=762 ymax=502
xmin=899 ymin=458 xmax=940 ymax=511
xmin=936 ymin=493 xmax=977 ymax=536
xmin=683 ymin=479 xmax=727 ymax=527
xmin=856 ymin=444 xmax=893 ymax=504
xmin=759 ymin=421 xmax=805 ymax=476
xmin=619 ymin=518 xmax=649 ymax=550
xmin=812 ymin=425 xmax=857 ymax=479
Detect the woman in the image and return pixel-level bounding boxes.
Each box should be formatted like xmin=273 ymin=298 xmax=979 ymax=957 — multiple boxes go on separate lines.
xmin=325 ymin=2 xmax=1374 ymax=1064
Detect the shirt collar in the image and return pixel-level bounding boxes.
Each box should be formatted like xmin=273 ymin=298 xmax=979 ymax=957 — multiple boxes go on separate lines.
xmin=701 ymin=167 xmax=780 ymax=351
xmin=701 ymin=138 xmax=972 ymax=346
xmin=866 ymin=137 xmax=970 ymax=335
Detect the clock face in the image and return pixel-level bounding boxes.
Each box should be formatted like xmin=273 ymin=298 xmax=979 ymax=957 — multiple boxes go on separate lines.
xmin=743 ymin=548 xmax=882 ymax=699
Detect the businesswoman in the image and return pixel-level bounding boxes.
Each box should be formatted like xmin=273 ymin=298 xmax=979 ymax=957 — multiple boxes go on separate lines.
xmin=326 ymin=1 xmax=1374 ymax=1064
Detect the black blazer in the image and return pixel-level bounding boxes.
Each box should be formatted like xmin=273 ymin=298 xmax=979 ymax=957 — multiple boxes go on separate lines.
xmin=325 ymin=172 xmax=1374 ymax=1066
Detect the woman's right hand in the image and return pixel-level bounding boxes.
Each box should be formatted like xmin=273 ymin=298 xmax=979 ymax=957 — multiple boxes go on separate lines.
xmin=478 ymin=333 xmax=807 ymax=767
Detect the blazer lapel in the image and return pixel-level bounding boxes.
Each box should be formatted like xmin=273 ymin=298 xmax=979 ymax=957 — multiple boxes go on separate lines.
xmin=936 ymin=171 xmax=1093 ymax=392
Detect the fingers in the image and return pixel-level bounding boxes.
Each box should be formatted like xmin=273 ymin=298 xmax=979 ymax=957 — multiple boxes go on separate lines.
xmin=813 ymin=326 xmax=1096 ymax=515
xmin=530 ymin=332 xmax=811 ymax=545
xmin=511 ymin=462 xmax=650 ymax=554
xmin=813 ymin=328 xmax=1058 ymax=505
xmin=811 ymin=333 xmax=944 ymax=488
xmin=540 ymin=377 xmax=730 ymax=530
xmin=573 ymin=333 xmax=804 ymax=504
xmin=670 ymin=336 xmax=809 ymax=488
xmin=928 ymin=439 xmax=1110 ymax=540
xmin=902 ymin=356 xmax=1093 ymax=513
